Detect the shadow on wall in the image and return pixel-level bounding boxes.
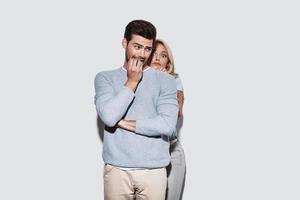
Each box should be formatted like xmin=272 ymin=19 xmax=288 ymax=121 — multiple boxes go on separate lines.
xmin=96 ymin=116 xmax=118 ymax=143
xmin=96 ymin=116 xmax=104 ymax=143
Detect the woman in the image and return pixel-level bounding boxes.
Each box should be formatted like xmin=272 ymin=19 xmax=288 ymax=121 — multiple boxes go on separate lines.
xmin=149 ymin=39 xmax=186 ymax=200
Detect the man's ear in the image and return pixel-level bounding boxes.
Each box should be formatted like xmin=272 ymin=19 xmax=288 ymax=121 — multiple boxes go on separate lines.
xmin=122 ymin=38 xmax=128 ymax=49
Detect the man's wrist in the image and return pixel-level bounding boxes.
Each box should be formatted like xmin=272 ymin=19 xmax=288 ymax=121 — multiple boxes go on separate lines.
xmin=125 ymin=80 xmax=138 ymax=92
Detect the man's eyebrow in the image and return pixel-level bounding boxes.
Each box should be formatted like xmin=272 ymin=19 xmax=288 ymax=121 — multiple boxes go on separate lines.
xmin=133 ymin=43 xmax=152 ymax=49
xmin=133 ymin=43 xmax=143 ymax=47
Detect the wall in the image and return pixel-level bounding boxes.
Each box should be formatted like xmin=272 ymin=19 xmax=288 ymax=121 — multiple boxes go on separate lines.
xmin=0 ymin=0 xmax=299 ymax=199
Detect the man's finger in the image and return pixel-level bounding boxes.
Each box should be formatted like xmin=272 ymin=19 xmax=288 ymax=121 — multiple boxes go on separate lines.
xmin=137 ymin=59 xmax=143 ymax=71
xmin=134 ymin=57 xmax=139 ymax=67
xmin=128 ymin=57 xmax=134 ymax=71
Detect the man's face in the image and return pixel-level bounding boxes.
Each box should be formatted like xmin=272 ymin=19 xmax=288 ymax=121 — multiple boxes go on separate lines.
xmin=123 ymin=34 xmax=153 ymax=66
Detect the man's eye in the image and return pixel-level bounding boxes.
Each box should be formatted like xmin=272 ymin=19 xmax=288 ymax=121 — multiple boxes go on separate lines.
xmin=145 ymin=48 xmax=152 ymax=52
xmin=134 ymin=45 xmax=141 ymax=50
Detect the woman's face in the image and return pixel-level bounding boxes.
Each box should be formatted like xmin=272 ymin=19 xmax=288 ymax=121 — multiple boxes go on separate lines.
xmin=150 ymin=43 xmax=169 ymax=70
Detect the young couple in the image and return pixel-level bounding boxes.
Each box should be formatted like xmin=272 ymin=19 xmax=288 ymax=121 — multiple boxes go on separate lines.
xmin=95 ymin=19 xmax=186 ymax=200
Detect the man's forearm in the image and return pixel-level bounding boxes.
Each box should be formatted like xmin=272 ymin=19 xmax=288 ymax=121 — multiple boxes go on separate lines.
xmin=118 ymin=114 xmax=177 ymax=137
xmin=135 ymin=115 xmax=177 ymax=137
xmin=95 ymin=87 xmax=135 ymax=127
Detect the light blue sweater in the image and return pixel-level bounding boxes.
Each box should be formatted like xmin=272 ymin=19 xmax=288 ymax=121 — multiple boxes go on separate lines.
xmin=94 ymin=67 xmax=178 ymax=168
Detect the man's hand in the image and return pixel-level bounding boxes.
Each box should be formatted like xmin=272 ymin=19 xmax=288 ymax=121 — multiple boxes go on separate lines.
xmin=125 ymin=57 xmax=144 ymax=92
xmin=117 ymin=119 xmax=136 ymax=132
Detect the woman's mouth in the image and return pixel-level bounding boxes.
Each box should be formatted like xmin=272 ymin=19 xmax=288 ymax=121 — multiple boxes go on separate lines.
xmin=152 ymin=62 xmax=161 ymax=66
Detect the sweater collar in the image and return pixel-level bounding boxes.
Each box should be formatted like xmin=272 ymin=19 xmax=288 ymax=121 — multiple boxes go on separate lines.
xmin=121 ymin=66 xmax=151 ymax=72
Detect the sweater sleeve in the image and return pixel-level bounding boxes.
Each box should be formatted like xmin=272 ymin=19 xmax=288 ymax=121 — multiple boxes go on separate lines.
xmin=94 ymin=73 xmax=135 ymax=127
xmin=135 ymin=76 xmax=178 ymax=137
xmin=176 ymin=77 xmax=184 ymax=91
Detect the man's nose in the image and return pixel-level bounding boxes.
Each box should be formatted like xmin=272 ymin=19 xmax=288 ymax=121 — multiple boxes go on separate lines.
xmin=138 ymin=49 xmax=146 ymax=57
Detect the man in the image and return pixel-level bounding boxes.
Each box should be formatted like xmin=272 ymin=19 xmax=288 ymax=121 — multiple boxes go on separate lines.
xmin=94 ymin=19 xmax=178 ymax=200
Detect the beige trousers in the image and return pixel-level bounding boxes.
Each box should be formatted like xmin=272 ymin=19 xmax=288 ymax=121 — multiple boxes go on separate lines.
xmin=103 ymin=164 xmax=167 ymax=200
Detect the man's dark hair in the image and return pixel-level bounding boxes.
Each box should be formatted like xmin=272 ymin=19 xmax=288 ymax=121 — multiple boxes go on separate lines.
xmin=124 ymin=20 xmax=156 ymax=42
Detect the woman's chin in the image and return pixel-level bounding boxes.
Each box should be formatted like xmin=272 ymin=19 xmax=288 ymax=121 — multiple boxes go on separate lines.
xmin=151 ymin=64 xmax=160 ymax=68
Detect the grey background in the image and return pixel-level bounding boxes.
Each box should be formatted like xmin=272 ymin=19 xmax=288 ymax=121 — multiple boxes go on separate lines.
xmin=0 ymin=0 xmax=299 ymax=199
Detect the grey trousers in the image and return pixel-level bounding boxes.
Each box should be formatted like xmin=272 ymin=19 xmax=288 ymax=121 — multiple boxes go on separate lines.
xmin=166 ymin=140 xmax=186 ymax=200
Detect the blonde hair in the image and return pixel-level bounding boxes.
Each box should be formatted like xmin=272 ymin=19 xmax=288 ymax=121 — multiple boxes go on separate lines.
xmin=150 ymin=39 xmax=178 ymax=77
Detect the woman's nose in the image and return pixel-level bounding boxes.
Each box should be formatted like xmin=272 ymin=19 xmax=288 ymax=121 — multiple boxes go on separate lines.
xmin=155 ymin=54 xmax=160 ymax=61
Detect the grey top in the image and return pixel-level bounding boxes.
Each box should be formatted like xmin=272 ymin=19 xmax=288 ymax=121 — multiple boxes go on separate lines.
xmin=169 ymin=76 xmax=184 ymax=141
xmin=94 ymin=67 xmax=178 ymax=168
xmin=176 ymin=77 xmax=184 ymax=91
